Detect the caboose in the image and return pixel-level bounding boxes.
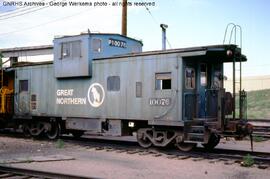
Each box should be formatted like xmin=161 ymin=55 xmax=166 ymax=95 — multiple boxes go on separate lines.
xmin=0 ymin=32 xmax=252 ymax=151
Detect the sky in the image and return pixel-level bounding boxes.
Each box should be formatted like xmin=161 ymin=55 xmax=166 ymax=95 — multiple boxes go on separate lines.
xmin=0 ymin=0 xmax=269 ymax=77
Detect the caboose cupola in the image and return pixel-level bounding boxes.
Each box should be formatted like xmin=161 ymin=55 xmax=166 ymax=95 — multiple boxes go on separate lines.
xmin=53 ymin=32 xmax=142 ymax=78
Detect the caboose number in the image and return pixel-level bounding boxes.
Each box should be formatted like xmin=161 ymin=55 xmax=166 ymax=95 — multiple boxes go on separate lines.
xmin=108 ymin=38 xmax=127 ymax=48
xmin=149 ymin=98 xmax=171 ymax=106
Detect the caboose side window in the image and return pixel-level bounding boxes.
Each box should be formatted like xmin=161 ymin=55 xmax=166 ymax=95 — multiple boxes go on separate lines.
xmin=136 ymin=82 xmax=142 ymax=97
xmin=92 ymin=38 xmax=102 ymax=53
xmin=155 ymin=73 xmax=171 ymax=90
xmin=200 ymin=64 xmax=207 ymax=86
xmin=71 ymin=41 xmax=81 ymax=58
xmin=19 ymin=80 xmax=28 ymax=92
xmin=61 ymin=42 xmax=70 ymax=58
xmin=107 ymin=76 xmax=120 ymax=91
xmin=61 ymin=41 xmax=81 ymax=59
xmin=185 ymin=68 xmax=196 ymax=89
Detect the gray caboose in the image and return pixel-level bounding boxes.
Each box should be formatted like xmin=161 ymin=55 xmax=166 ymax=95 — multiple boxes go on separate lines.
xmin=0 ymin=32 xmax=252 ymax=151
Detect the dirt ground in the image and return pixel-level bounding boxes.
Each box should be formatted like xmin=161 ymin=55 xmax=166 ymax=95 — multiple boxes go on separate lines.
xmin=0 ymin=135 xmax=270 ymax=179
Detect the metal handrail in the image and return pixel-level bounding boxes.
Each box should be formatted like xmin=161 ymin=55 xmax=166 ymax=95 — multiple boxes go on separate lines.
xmin=223 ymin=23 xmax=243 ymax=120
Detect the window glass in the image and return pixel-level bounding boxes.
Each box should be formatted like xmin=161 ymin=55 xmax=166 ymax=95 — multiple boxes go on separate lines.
xmin=185 ymin=68 xmax=196 ymax=89
xmin=61 ymin=42 xmax=70 ymax=58
xmin=61 ymin=41 xmax=81 ymax=59
xmin=200 ymin=64 xmax=207 ymax=86
xmin=136 ymin=82 xmax=142 ymax=97
xmin=213 ymin=71 xmax=222 ymax=89
xmin=93 ymin=39 xmax=102 ymax=52
xmin=107 ymin=76 xmax=120 ymax=91
xmin=155 ymin=73 xmax=171 ymax=90
xmin=72 ymin=41 xmax=81 ymax=58
xmin=19 ymin=80 xmax=28 ymax=92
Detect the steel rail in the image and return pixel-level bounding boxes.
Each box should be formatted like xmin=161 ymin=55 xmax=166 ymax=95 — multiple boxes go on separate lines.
xmin=0 ymin=165 xmax=97 ymax=179
xmin=247 ymin=119 xmax=270 ymax=138
xmin=2 ymin=129 xmax=270 ymax=167
xmin=60 ymin=135 xmax=270 ymax=165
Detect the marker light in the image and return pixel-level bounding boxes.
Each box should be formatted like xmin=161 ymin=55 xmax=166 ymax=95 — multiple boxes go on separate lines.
xmin=226 ymin=50 xmax=233 ymax=57
xmin=128 ymin=122 xmax=135 ymax=128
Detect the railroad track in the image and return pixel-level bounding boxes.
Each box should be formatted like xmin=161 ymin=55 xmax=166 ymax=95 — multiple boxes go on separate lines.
xmin=61 ymin=135 xmax=270 ymax=169
xmin=1 ymin=127 xmax=270 ymax=170
xmin=0 ymin=165 xmax=96 ymax=179
xmin=248 ymin=119 xmax=270 ymax=138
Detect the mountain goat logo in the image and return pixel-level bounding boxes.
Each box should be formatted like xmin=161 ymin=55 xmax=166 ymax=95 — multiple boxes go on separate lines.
xmin=87 ymin=83 xmax=105 ymax=108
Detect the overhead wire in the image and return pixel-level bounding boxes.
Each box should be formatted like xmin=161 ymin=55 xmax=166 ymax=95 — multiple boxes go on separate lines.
xmin=0 ymin=0 xmax=60 ymax=21
xmin=0 ymin=7 xmax=96 ymax=36
xmin=0 ymin=1 xmax=32 ymax=14
xmin=0 ymin=0 xmax=46 ymax=17
xmin=141 ymin=0 xmax=172 ymax=49
xmin=0 ymin=3 xmax=30 ymax=14
xmin=0 ymin=6 xmax=49 ymax=20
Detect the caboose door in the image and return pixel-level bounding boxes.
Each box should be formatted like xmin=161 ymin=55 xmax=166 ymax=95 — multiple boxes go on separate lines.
xmin=183 ymin=63 xmax=198 ymax=120
xmin=183 ymin=62 xmax=209 ymax=120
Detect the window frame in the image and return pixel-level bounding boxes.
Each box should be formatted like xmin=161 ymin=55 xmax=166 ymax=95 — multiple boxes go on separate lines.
xmin=61 ymin=42 xmax=71 ymax=59
xmin=185 ymin=67 xmax=196 ymax=89
xmin=155 ymin=72 xmax=172 ymax=90
xmin=107 ymin=76 xmax=120 ymax=92
xmin=71 ymin=40 xmax=82 ymax=58
xmin=200 ymin=63 xmax=207 ymax=87
xmin=19 ymin=80 xmax=28 ymax=92
xmin=136 ymin=82 xmax=142 ymax=98
xmin=92 ymin=38 xmax=102 ymax=53
xmin=60 ymin=40 xmax=81 ymax=59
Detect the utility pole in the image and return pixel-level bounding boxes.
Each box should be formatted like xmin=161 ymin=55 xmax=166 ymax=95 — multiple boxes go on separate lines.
xmin=122 ymin=0 xmax=127 ymax=36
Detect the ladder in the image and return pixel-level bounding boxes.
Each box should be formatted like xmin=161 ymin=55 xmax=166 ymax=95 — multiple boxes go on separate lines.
xmin=223 ymin=23 xmax=246 ymax=120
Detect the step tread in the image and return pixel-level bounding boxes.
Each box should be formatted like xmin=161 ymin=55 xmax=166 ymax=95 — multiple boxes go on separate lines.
xmin=187 ymin=133 xmax=205 ymax=136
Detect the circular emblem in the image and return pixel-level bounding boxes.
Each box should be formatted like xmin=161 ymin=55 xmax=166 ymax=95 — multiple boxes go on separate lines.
xmin=87 ymin=83 xmax=105 ymax=108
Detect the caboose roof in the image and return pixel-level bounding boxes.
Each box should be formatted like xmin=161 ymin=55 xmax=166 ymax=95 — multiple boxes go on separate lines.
xmin=94 ymin=44 xmax=247 ymax=63
xmin=54 ymin=32 xmax=143 ymax=46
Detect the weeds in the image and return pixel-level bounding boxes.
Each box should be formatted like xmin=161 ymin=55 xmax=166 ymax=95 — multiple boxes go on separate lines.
xmin=56 ymin=139 xmax=65 ymax=149
xmin=241 ymin=154 xmax=254 ymax=167
xmin=253 ymin=136 xmax=265 ymax=142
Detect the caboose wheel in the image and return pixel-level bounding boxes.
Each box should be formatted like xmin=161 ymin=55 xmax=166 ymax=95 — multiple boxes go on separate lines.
xmin=175 ymin=142 xmax=197 ymax=152
xmin=22 ymin=124 xmax=31 ymax=138
xmin=137 ymin=129 xmax=152 ymax=148
xmin=46 ymin=122 xmax=60 ymax=140
xmin=203 ymin=133 xmax=220 ymax=150
xmin=28 ymin=122 xmax=43 ymax=137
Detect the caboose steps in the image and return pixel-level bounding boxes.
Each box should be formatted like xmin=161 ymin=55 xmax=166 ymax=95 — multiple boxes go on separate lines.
xmin=184 ymin=124 xmax=207 ymax=143
xmin=186 ymin=125 xmax=205 ymax=133
xmin=185 ymin=133 xmax=205 ymax=142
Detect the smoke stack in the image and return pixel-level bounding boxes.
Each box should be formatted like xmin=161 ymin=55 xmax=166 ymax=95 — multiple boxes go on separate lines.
xmin=160 ymin=24 xmax=168 ymax=50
